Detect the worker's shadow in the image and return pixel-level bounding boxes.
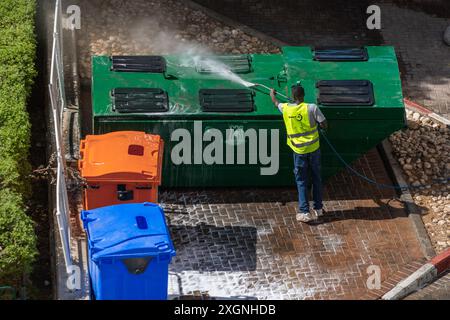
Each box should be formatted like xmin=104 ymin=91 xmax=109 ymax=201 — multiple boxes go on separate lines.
xmin=308 ymin=197 xmax=429 ymax=225
xmin=168 ymin=223 xmax=258 ymax=272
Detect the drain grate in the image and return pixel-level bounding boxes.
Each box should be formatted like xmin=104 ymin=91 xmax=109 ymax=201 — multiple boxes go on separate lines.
xmin=196 ymin=55 xmax=252 ymax=74
xmin=313 ymin=47 xmax=368 ymax=62
xmin=316 ymin=80 xmax=375 ymax=106
xmin=112 ymin=88 xmax=169 ymax=113
xmin=111 ymin=56 xmax=166 ymax=73
xmin=199 ymin=89 xmax=255 ymax=112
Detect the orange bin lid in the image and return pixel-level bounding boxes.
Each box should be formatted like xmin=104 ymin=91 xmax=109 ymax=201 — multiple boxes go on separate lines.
xmin=79 ymin=131 xmax=163 ymax=183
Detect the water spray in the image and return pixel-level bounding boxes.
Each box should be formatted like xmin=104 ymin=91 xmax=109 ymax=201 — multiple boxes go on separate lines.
xmin=186 ymin=56 xmax=291 ymax=100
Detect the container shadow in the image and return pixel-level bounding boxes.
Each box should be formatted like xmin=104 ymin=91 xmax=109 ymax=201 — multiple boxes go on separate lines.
xmin=160 ymin=184 xmax=402 ymax=208
xmin=169 ymin=224 xmax=257 ymax=272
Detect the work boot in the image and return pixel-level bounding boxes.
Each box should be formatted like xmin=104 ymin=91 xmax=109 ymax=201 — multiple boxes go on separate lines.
xmin=296 ymin=212 xmax=315 ymax=223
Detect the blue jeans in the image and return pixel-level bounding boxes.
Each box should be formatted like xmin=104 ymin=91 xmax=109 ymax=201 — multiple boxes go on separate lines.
xmin=293 ymin=149 xmax=323 ymax=214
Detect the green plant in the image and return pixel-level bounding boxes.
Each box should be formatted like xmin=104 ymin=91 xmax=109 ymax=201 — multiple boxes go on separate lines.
xmin=0 ymin=0 xmax=37 ymax=290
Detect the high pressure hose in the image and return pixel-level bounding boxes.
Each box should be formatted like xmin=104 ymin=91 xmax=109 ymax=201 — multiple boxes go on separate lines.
xmin=319 ymin=128 xmax=449 ymax=190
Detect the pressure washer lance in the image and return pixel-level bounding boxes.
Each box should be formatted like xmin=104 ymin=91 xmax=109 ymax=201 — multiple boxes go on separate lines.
xmin=244 ymin=82 xmax=290 ymax=100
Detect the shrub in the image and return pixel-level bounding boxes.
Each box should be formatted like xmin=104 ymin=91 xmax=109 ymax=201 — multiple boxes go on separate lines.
xmin=0 ymin=0 xmax=37 ymax=288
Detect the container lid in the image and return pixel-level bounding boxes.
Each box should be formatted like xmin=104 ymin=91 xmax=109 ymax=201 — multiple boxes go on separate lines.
xmin=313 ymin=47 xmax=368 ymax=61
xmin=111 ymin=55 xmax=166 ymax=73
xmin=199 ymin=89 xmax=255 ymax=112
xmin=112 ymin=88 xmax=169 ymax=113
xmin=316 ymin=80 xmax=375 ymax=106
xmin=79 ymin=131 xmax=163 ymax=182
xmin=81 ymin=203 xmax=175 ymax=261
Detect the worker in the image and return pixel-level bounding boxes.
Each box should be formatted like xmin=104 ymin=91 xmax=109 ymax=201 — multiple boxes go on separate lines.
xmin=270 ymin=84 xmax=328 ymax=223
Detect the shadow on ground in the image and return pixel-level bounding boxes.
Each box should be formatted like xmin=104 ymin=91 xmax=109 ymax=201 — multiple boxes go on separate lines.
xmin=169 ymin=224 xmax=257 ymax=272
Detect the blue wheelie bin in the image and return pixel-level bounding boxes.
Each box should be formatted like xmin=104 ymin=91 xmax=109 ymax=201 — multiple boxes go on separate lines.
xmin=81 ymin=202 xmax=176 ymax=300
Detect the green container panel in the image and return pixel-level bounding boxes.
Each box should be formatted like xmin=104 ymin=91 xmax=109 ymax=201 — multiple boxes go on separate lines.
xmin=91 ymin=46 xmax=405 ymax=187
xmin=94 ymin=118 xmax=404 ymax=187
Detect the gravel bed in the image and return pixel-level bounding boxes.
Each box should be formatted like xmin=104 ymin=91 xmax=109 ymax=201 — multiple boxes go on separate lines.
xmin=72 ymin=0 xmax=280 ymax=78
xmin=389 ymin=110 xmax=449 ymax=253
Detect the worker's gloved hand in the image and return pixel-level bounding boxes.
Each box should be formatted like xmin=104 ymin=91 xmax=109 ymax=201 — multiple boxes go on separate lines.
xmin=270 ymin=89 xmax=276 ymax=98
xmin=319 ymin=120 xmax=329 ymax=133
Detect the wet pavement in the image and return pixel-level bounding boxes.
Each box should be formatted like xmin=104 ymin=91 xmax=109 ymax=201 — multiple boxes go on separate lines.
xmin=163 ymin=149 xmax=425 ymax=299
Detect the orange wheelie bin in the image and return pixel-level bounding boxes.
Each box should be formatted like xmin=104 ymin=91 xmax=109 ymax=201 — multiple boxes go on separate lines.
xmin=79 ymin=131 xmax=164 ymax=210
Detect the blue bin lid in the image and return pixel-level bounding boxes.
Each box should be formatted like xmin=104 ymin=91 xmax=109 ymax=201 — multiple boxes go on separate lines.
xmin=81 ymin=202 xmax=175 ymax=261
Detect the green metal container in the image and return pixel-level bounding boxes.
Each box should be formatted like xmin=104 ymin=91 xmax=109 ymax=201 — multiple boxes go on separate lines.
xmin=92 ymin=46 xmax=405 ymax=187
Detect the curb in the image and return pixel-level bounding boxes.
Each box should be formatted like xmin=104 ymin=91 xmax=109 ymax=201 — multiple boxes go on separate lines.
xmin=404 ymin=98 xmax=450 ymax=127
xmin=382 ymin=248 xmax=450 ymax=300
xmin=359 ymin=259 xmax=427 ymax=300
xmin=184 ymin=0 xmax=288 ymax=48
xmin=378 ymin=98 xmax=450 ymax=260
xmin=379 ymin=140 xmax=436 ymax=259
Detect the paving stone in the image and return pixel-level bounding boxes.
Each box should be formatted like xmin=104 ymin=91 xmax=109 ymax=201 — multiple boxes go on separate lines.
xmin=379 ymin=1 xmax=450 ymax=119
xmin=163 ymin=149 xmax=425 ymax=299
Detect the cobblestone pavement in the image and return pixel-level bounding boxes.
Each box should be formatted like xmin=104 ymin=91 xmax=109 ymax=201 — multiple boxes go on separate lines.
xmin=162 ymin=149 xmax=425 ymax=300
xmin=193 ymin=0 xmax=382 ymax=46
xmin=379 ymin=1 xmax=450 ymax=119
xmin=194 ymin=0 xmax=450 ymax=118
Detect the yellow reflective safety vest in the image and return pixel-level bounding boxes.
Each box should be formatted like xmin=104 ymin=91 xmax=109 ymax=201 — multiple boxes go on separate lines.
xmin=281 ymin=102 xmax=320 ymax=154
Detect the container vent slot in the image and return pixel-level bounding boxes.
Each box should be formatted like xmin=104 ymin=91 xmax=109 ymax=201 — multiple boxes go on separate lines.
xmin=316 ymin=80 xmax=375 ymax=106
xmin=128 ymin=144 xmax=144 ymax=156
xmin=122 ymin=257 xmax=153 ymax=275
xmin=313 ymin=47 xmax=368 ymax=61
xmin=112 ymin=88 xmax=169 ymax=113
xmin=111 ymin=56 xmax=166 ymax=73
xmin=196 ymin=55 xmax=252 ymax=74
xmin=199 ymin=89 xmax=255 ymax=112
xmin=117 ymin=184 xmax=134 ymax=201
xmin=135 ymin=216 xmax=148 ymax=230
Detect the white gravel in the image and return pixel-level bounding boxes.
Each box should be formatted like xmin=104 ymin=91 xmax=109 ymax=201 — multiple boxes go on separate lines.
xmin=389 ymin=110 xmax=450 ymax=254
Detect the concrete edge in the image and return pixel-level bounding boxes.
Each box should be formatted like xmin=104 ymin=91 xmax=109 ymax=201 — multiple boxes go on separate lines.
xmin=183 ymin=0 xmax=288 ymax=48
xmin=382 ymin=263 xmax=437 ymax=300
xmin=379 ymin=140 xmax=436 ymax=259
xmin=382 ymin=247 xmax=450 ymax=300
xmin=404 ymin=98 xmax=450 ymax=127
